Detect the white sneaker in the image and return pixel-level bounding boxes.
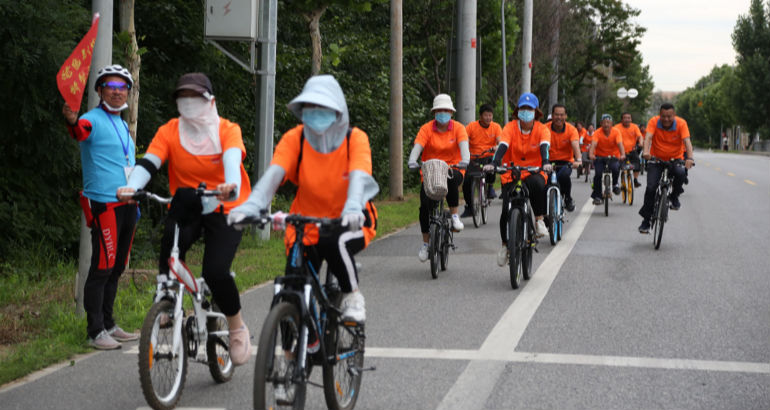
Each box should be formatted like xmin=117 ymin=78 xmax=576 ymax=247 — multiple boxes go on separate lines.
xmin=88 ymin=330 xmax=121 ymax=350
xmin=496 ymin=246 xmax=508 ymax=267
xmin=418 ymin=243 xmax=429 ymax=262
xmin=340 ymin=291 xmax=366 ymax=323
xmin=536 ymin=219 xmax=548 ymax=237
xmin=274 ymin=384 xmax=291 ymax=405
xmin=451 ymin=214 xmax=464 ymax=231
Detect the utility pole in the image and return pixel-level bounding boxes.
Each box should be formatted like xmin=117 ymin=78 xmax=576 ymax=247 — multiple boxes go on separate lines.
xmin=521 ymin=0 xmax=533 ymax=94
xmin=389 ymin=0 xmax=403 ymax=200
xmin=547 ymin=0 xmax=560 ymax=113
xmin=456 ymin=0 xmax=477 ymax=125
xmin=76 ymin=0 xmax=113 ymax=316
xmin=501 ymin=0 xmax=509 ymax=123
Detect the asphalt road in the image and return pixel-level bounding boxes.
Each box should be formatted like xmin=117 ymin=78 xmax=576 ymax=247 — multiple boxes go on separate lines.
xmin=1 ymin=150 xmax=768 ymax=410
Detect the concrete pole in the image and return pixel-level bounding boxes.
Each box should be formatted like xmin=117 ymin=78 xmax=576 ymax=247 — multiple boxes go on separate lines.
xmin=76 ymin=0 xmax=113 ymax=316
xmin=389 ymin=0 xmax=403 ymax=200
xmin=521 ymin=0 xmax=533 ymax=94
xmin=457 ymin=0 xmax=477 ymax=125
xmin=501 ymin=0 xmax=509 ymax=123
xmin=547 ymin=1 xmax=560 ymax=113
xmin=255 ymin=0 xmax=277 ymax=240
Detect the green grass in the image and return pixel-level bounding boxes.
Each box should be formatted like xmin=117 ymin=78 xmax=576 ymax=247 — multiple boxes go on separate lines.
xmin=0 ymin=194 xmax=419 ymax=386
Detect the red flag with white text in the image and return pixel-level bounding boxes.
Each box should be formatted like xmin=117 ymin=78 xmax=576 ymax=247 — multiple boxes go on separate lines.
xmin=57 ymin=13 xmax=99 ymax=112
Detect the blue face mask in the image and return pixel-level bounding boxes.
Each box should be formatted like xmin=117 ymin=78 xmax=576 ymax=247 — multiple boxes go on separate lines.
xmin=518 ymin=109 xmax=535 ymax=123
xmin=435 ymin=112 xmax=452 ymax=125
xmin=302 ymin=107 xmax=337 ymax=133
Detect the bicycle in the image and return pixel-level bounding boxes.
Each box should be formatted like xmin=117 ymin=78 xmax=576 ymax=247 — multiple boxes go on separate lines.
xmin=545 ymin=163 xmax=567 ymax=246
xmin=468 ymin=148 xmax=496 ymax=228
xmin=647 ymin=157 xmax=691 ymax=250
xmin=496 ymin=164 xmax=540 ymax=289
xmin=135 ymin=186 xmax=234 ymax=410
xmin=619 ymin=160 xmax=634 ymax=206
xmin=595 ymin=156 xmax=617 ymax=217
xmin=417 ymin=160 xmax=460 ymax=280
xmin=239 ymin=212 xmax=371 ymax=410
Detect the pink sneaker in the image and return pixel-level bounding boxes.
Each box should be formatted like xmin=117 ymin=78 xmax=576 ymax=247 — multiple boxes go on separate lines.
xmin=229 ymin=325 xmax=252 ymax=366
xmin=108 ymin=326 xmax=139 ymax=342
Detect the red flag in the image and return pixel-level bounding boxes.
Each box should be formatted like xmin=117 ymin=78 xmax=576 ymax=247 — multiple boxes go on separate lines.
xmin=57 ymin=13 xmax=100 ymax=112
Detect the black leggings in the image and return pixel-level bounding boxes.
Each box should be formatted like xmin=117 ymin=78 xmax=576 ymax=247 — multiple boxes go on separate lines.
xmin=160 ymin=212 xmax=243 ymax=316
xmin=499 ymin=174 xmax=546 ymax=244
xmin=419 ymin=169 xmax=464 ymax=233
xmin=305 ymin=230 xmax=366 ymax=293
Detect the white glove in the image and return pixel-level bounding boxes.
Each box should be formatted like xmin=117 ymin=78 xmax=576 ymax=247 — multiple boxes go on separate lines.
xmin=341 ymin=211 xmax=366 ymax=231
xmin=543 ymin=163 xmax=553 ymax=173
xmin=408 ymin=161 xmax=420 ymax=170
xmin=483 ymin=164 xmax=496 ymax=173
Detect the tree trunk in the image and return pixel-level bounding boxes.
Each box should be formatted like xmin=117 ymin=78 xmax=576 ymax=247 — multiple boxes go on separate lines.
xmin=119 ymin=0 xmax=140 ymax=143
xmin=304 ymin=6 xmax=328 ymax=76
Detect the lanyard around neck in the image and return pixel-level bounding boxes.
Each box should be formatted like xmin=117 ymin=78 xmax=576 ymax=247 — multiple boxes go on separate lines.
xmin=102 ymin=107 xmax=131 ymax=165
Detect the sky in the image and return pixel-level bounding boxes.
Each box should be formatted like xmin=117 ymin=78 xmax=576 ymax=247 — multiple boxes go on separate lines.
xmin=624 ymin=0 xmax=753 ymax=92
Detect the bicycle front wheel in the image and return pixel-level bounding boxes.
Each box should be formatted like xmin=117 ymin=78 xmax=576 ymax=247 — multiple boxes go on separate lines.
xmin=653 ymin=187 xmax=668 ymax=250
xmin=253 ymin=302 xmax=306 ymax=410
xmin=429 ymin=222 xmax=440 ymax=279
xmin=508 ymin=208 xmax=523 ymax=290
xmin=138 ymin=299 xmax=188 ymax=410
xmin=471 ymin=178 xmax=481 ymax=228
xmin=323 ymin=318 xmax=365 ymax=410
xmin=206 ymin=303 xmax=233 ymax=383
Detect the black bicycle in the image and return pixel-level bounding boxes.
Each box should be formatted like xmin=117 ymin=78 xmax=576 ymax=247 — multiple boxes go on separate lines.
xmin=595 ymin=156 xmax=618 ymax=217
xmin=647 ymin=158 xmax=691 ymax=250
xmin=468 ymin=148 xmax=496 ymax=228
xmin=240 ymin=212 xmax=371 ymax=410
xmin=496 ymin=164 xmax=540 ymax=289
xmin=545 ymin=163 xmax=567 ymax=246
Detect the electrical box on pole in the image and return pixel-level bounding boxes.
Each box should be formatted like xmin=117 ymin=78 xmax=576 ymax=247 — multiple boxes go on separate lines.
xmin=205 ymin=0 xmax=258 ymax=41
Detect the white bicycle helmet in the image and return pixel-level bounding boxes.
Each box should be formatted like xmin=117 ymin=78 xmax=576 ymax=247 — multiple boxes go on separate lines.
xmin=94 ymin=64 xmax=133 ymax=91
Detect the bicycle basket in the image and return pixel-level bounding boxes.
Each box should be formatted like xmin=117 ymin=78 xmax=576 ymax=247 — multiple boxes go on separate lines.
xmin=422 ymin=159 xmax=449 ymax=200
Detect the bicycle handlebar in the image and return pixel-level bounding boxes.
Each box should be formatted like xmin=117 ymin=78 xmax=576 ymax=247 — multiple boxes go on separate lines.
xmin=494 ymin=164 xmax=541 ymax=174
xmin=647 ymin=157 xmax=695 ymax=167
xmin=131 ymin=185 xmax=223 ymax=204
xmin=470 ymin=147 xmax=496 ymax=160
xmin=233 ymin=211 xmax=343 ymax=231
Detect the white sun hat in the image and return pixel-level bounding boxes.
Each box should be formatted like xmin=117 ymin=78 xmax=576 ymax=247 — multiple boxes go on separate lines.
xmin=431 ymin=93 xmax=456 ymax=113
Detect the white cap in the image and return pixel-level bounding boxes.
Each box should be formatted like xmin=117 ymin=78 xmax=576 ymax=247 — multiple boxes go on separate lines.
xmin=431 ymin=93 xmax=456 ymax=113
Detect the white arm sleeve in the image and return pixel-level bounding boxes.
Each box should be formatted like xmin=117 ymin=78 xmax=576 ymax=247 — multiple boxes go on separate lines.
xmin=222 ymin=148 xmax=242 ymax=200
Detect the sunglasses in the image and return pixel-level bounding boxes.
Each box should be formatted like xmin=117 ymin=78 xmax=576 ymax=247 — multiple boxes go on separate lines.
xmin=101 ymin=81 xmax=130 ymax=91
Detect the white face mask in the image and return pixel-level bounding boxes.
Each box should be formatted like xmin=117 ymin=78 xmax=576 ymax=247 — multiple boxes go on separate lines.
xmin=103 ymin=102 xmax=128 ymax=112
xmin=177 ymin=97 xmax=210 ymax=119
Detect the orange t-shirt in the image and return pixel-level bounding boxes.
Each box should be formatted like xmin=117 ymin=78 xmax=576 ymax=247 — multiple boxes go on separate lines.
xmin=465 ymin=120 xmax=502 ymax=158
xmin=147 ymin=118 xmax=251 ymax=213
xmin=592 ymin=127 xmax=623 ymax=158
xmin=613 ymin=123 xmax=643 ymax=154
xmin=579 ymin=128 xmax=591 ymax=152
xmin=499 ymin=120 xmax=550 ymax=183
xmin=545 ymin=121 xmax=579 ymax=162
xmin=646 ymin=116 xmax=690 ymax=161
xmin=271 ymin=125 xmax=373 ymax=248
xmin=415 ymin=119 xmax=469 ymax=167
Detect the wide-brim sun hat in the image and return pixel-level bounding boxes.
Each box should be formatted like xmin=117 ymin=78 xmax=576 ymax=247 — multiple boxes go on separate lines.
xmin=431 ymin=93 xmax=456 ymax=113
xmin=512 ymin=92 xmax=544 ymax=120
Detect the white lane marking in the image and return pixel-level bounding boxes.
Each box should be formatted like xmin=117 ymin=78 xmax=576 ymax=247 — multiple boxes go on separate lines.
xmin=745 ymin=179 xmax=757 ymax=186
xmin=727 ymin=172 xmax=735 ymax=176
xmin=138 ymin=408 xmax=225 ymax=410
xmin=364 ymin=347 xmax=770 ymax=375
xmin=436 ymin=197 xmax=594 ymax=410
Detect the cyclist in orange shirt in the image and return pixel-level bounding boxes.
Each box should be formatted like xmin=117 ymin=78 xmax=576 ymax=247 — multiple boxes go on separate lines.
xmin=576 ymin=121 xmax=591 ymax=178
xmin=118 ymin=73 xmax=253 ymax=365
xmin=483 ymin=93 xmax=551 ymax=266
xmin=545 ymin=104 xmax=582 ymax=212
xmin=408 ymin=94 xmax=470 ymax=262
xmin=613 ymin=112 xmax=644 ymax=187
xmin=461 ymin=103 xmax=502 ymax=217
xmin=589 ymin=114 xmax=626 ymax=204
xmin=229 ymin=75 xmax=379 ymax=324
xmin=638 ymin=103 xmax=694 ymax=233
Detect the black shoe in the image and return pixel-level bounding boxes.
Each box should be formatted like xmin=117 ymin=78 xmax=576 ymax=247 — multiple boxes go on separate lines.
xmin=488 ymin=187 xmax=497 ymax=199
xmin=669 ymin=196 xmax=681 ymax=210
xmin=684 ymin=177 xmax=689 ymax=185
xmin=638 ymin=219 xmax=650 ymax=234
xmin=592 ymin=197 xmax=602 ymax=205
xmin=565 ymin=197 xmax=575 ymax=212
xmin=460 ymin=207 xmax=473 ymax=218
xmin=633 ymin=179 xmax=641 ymax=188
xmin=612 ymin=186 xmax=621 ymax=195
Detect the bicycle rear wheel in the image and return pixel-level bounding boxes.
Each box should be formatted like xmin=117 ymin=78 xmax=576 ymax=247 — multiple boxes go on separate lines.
xmin=621 ymin=172 xmax=627 ymax=203
xmin=429 ymin=223 xmax=440 ymax=279
xmin=254 ymin=302 xmax=306 ymax=410
xmin=440 ymin=219 xmax=450 ymax=271
xmin=627 ymin=174 xmax=634 ymax=206
xmin=653 ymin=187 xmax=668 ymax=250
xmin=603 ymin=173 xmax=610 ymax=217
xmin=138 ymin=299 xmax=188 ymax=410
xmin=522 ymin=213 xmax=533 ymax=280
xmin=206 ymin=303 xmax=233 ymax=383
xmin=480 ymin=180 xmax=488 ymax=224
xmin=323 ymin=317 xmax=364 ymax=410
xmin=471 ymin=178 xmax=481 ymax=228
xmin=508 ymin=208 xmax=523 ymax=289
xmin=547 ymin=189 xmax=558 ymax=246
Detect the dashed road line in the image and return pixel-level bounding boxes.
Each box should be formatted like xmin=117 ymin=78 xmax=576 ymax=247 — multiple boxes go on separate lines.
xmin=745 ymin=179 xmax=757 ymax=186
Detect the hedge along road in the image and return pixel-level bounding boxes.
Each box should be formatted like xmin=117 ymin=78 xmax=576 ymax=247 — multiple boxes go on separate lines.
xmin=1 ymin=150 xmax=768 ymax=409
